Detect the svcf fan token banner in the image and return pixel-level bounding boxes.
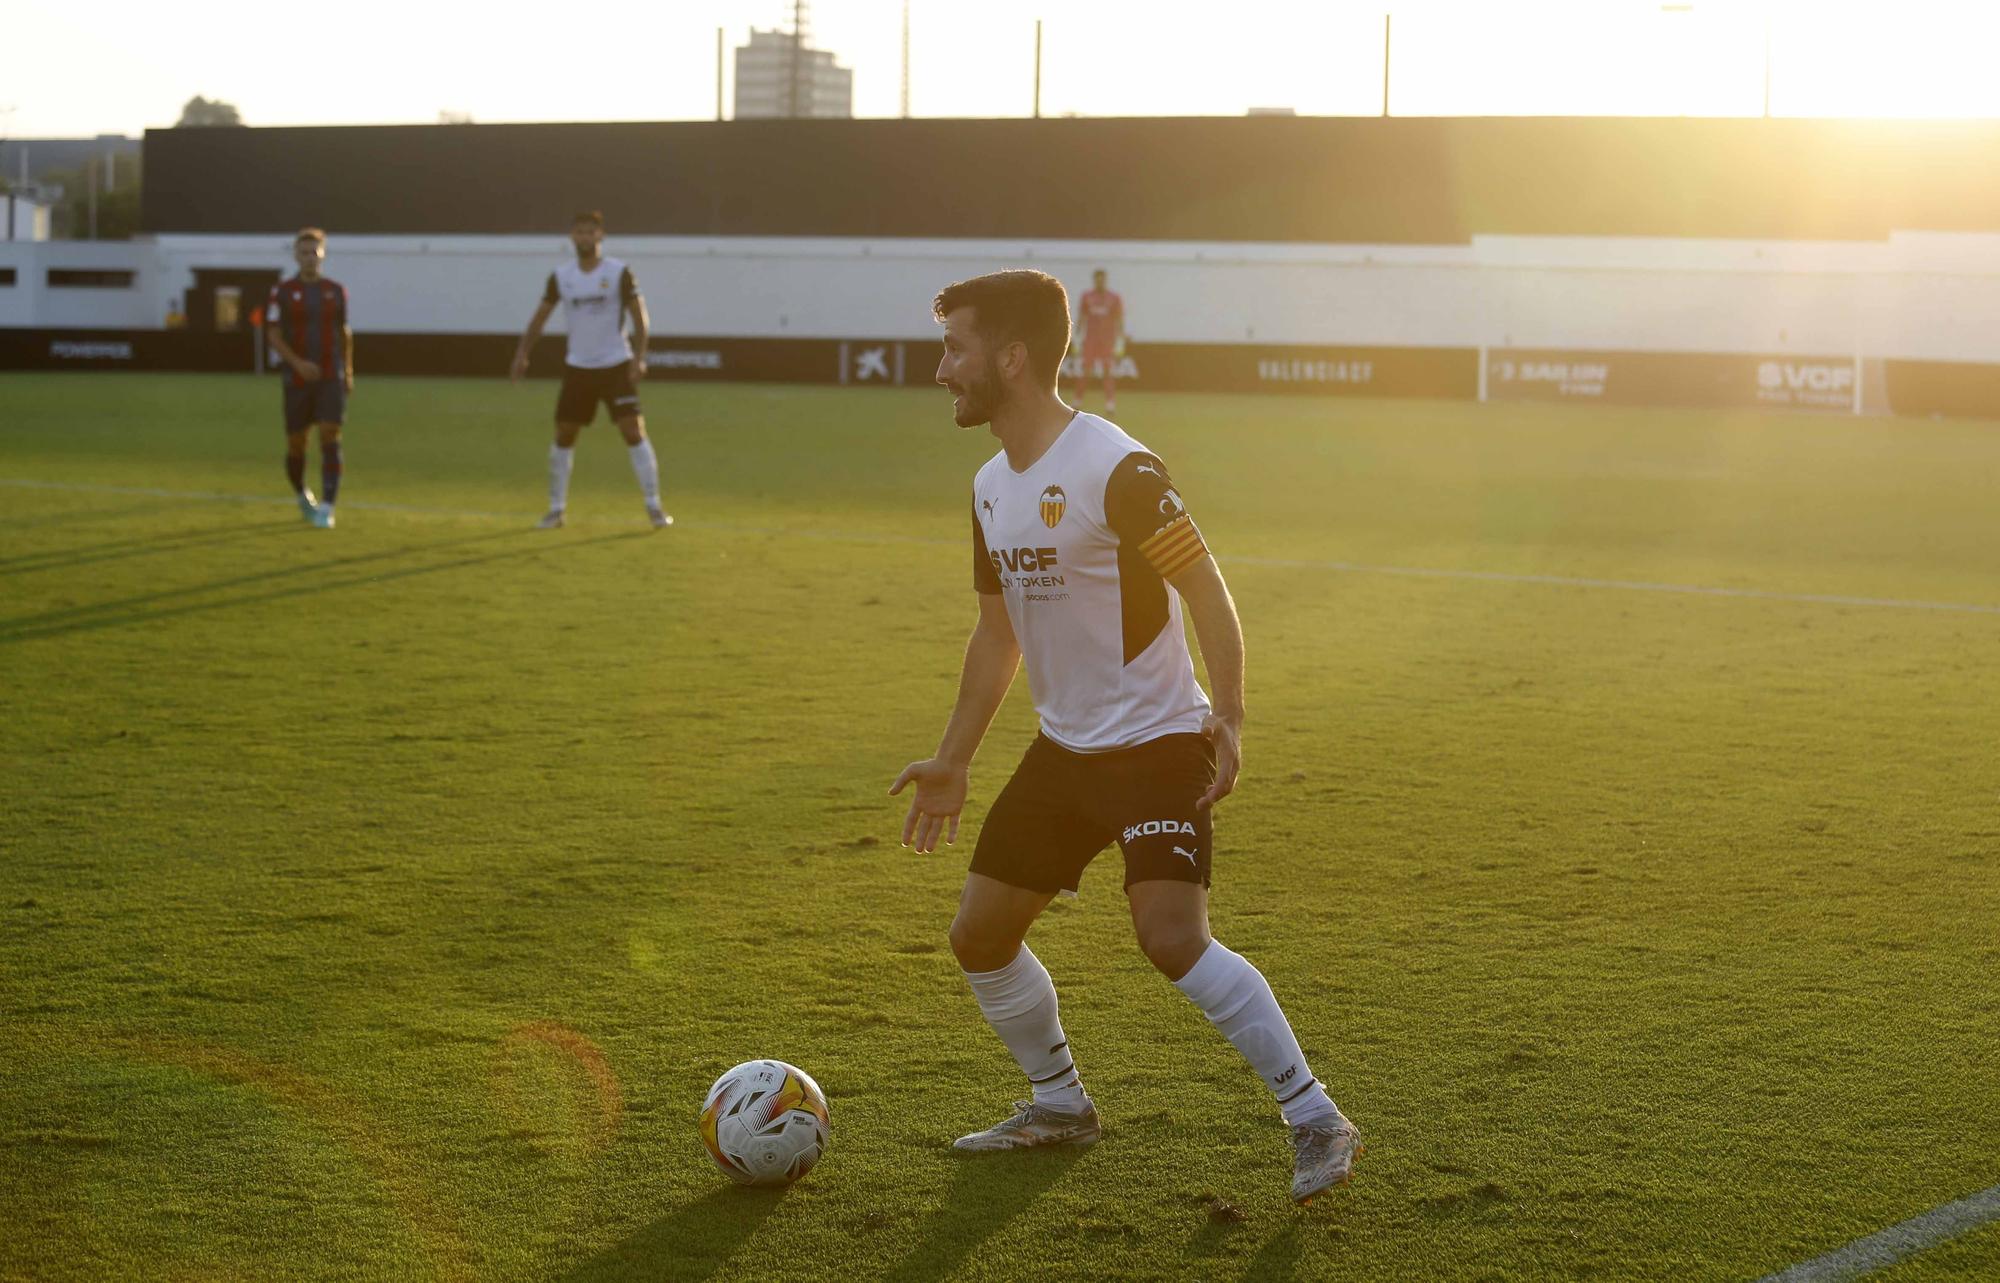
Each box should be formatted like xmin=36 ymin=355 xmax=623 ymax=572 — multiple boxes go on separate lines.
xmin=1486 ymin=349 xmax=1861 ymax=413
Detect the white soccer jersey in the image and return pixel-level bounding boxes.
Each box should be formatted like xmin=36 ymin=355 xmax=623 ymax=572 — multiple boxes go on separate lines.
xmin=543 ymin=257 xmax=639 ymax=369
xmin=971 ymin=413 xmax=1213 ymax=753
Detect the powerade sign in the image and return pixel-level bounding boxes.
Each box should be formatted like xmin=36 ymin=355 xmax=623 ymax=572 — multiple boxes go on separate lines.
xmin=1488 ymin=349 xmax=1859 ymax=413
xmin=49 ymin=339 xmax=136 ymax=362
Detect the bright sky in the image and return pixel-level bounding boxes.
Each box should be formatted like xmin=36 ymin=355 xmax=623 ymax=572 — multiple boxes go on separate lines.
xmin=9 ymin=0 xmax=2000 ymax=138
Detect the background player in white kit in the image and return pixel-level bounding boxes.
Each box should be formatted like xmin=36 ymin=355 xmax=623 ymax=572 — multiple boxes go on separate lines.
xmin=509 ymin=210 xmax=669 ymax=529
xmin=890 ymin=270 xmax=1361 ymax=1204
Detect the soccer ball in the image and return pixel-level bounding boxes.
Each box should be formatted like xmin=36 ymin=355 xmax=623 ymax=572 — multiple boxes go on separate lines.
xmin=699 ymin=1059 xmax=830 ymax=1186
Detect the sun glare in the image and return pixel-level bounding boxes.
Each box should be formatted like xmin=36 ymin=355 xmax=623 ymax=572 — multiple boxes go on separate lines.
xmin=10 ymin=0 xmax=2000 ymax=134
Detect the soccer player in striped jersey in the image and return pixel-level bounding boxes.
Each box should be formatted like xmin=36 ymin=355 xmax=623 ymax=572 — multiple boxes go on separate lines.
xmin=509 ymin=210 xmax=668 ymax=529
xmin=890 ymin=269 xmax=1361 ymax=1204
xmin=261 ymin=228 xmax=351 ymax=529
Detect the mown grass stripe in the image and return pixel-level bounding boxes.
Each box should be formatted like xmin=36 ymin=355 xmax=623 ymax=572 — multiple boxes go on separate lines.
xmin=8 ymin=475 xmax=1999 ymax=618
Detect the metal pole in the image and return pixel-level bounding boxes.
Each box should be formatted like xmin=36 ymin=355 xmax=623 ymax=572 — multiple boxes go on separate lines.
xmin=1382 ymin=13 xmax=1391 ymax=117
xmin=717 ymin=27 xmax=725 ymax=120
xmin=1762 ymin=14 xmax=1772 ymax=118
xmin=901 ymin=0 xmax=912 ymax=118
xmin=1034 ymin=19 xmax=1043 ymax=119
xmin=87 ymin=154 xmax=98 ymax=240
xmin=787 ymin=0 xmax=806 ymax=118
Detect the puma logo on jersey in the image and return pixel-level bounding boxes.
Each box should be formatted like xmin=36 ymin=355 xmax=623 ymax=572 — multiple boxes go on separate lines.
xmin=1124 ymin=819 xmax=1197 ymax=844
xmin=1135 ymin=462 xmax=1163 ymax=478
xmin=1172 ymin=846 xmax=1200 ymax=864
xmin=981 ymin=498 xmax=997 ymax=521
xmin=990 ymin=546 xmax=1060 ymax=573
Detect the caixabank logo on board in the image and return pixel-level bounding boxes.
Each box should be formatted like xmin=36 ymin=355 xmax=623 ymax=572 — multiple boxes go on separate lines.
xmin=1756 ymin=360 xmax=1855 ymax=410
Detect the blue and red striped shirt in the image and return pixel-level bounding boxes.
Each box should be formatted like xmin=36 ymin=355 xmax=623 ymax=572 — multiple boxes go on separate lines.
xmin=264 ymin=276 xmax=348 ymax=387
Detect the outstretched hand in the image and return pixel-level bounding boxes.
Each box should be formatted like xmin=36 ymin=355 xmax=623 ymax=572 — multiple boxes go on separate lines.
xmin=889 ymin=758 xmax=968 ymax=854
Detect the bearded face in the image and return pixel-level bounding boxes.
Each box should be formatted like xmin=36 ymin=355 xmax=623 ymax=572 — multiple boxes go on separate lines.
xmin=936 ymin=306 xmax=1009 ymax=429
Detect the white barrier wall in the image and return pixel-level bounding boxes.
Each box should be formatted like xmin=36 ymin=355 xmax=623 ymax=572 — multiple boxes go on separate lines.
xmin=5 ymin=231 xmax=2000 ymax=363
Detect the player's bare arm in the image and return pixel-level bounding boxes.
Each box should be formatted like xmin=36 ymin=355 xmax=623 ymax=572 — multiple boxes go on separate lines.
xmin=265 ymin=328 xmax=320 ymax=383
xmin=889 ymin=591 xmax=1021 ymax=854
xmin=1168 ymin=554 xmax=1245 ymax=809
xmin=511 ymin=297 xmax=558 ymax=383
xmin=625 ymin=285 xmax=650 ymax=381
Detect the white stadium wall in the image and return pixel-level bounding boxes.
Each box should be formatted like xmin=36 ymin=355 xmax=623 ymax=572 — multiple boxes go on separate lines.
xmin=5 ymin=231 xmax=2000 ymax=414
xmin=4 ymin=230 xmax=1999 ymax=359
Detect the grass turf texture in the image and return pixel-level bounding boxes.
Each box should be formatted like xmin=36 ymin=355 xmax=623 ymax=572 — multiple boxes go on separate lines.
xmin=2 ymin=372 xmax=1997 ymax=1282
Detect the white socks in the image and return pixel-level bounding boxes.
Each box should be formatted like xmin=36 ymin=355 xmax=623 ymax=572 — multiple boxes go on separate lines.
xmin=548 ymin=444 xmax=574 ymax=513
xmin=1174 ymin=940 xmax=1341 ymax=1127
xmin=548 ymin=441 xmax=660 ymax=513
xmin=627 ymin=439 xmax=660 ymax=506
xmin=963 ymin=946 xmax=1090 ymax=1114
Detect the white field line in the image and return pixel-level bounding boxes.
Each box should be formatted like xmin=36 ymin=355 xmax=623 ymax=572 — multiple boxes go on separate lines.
xmin=1759 ymin=1182 xmax=2000 ymax=1282
xmin=5 ymin=476 xmax=2000 ymax=618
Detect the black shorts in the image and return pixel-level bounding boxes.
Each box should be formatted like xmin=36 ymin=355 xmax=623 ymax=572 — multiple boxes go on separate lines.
xmin=556 ymin=363 xmax=642 ymax=425
xmin=970 ymin=732 xmax=1217 ymax=895
xmin=282 ymin=380 xmax=346 ymax=433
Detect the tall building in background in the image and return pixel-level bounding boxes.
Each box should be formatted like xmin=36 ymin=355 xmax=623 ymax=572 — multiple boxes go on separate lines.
xmin=734 ymin=19 xmax=854 ymax=120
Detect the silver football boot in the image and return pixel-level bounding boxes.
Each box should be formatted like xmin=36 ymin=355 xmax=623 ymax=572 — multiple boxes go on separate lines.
xmin=953 ymin=1099 xmax=1102 ymax=1152
xmin=1289 ymin=1115 xmax=1362 ymax=1203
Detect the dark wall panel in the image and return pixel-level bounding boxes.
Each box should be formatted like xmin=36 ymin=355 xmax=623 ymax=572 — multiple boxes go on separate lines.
xmin=141 ymin=117 xmax=2000 ymax=244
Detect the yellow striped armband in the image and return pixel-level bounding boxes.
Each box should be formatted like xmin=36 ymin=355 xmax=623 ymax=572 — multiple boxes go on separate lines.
xmin=1138 ymin=514 xmax=1207 ymax=578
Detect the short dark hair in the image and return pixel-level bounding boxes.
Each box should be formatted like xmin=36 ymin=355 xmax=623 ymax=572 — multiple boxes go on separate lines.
xmin=572 ymin=210 xmax=605 ymax=229
xmin=932 ymin=270 xmax=1071 ymax=383
xmin=295 ymin=227 xmax=326 ymax=246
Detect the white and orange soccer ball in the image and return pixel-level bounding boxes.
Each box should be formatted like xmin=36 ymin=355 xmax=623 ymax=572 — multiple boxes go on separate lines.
xmin=699 ymin=1060 xmax=830 ymax=1187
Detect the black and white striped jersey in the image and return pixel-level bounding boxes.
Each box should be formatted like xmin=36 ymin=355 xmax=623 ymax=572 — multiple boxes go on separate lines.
xmin=971 ymin=413 xmax=1213 ymax=753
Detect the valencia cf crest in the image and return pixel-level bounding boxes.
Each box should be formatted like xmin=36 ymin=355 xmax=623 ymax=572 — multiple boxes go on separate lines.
xmin=1039 ymin=485 xmax=1066 ymax=528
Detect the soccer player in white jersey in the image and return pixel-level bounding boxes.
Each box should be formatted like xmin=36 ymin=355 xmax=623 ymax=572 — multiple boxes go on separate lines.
xmin=890 ymin=270 xmax=1361 ymax=1203
xmin=509 ymin=210 xmax=669 ymax=529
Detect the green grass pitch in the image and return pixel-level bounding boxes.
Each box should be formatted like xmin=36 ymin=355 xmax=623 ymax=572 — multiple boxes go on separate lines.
xmin=2 ymin=373 xmax=1998 ymax=1282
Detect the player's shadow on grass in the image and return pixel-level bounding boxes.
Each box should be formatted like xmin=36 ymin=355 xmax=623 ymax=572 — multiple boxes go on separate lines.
xmin=1238 ymin=1223 xmax=1303 ymax=1282
xmin=880 ymin=1147 xmax=1087 ymax=1283
xmin=0 ymin=527 xmax=650 ymax=645
xmin=0 ymin=517 xmax=297 ymax=577
xmin=556 ymin=1184 xmax=785 ymax=1283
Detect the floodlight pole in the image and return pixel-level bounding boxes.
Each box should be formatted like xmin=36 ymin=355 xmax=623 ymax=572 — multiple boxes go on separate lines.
xmin=1033 ymin=19 xmax=1043 ymax=119
xmin=901 ymin=0 xmax=912 ymax=117
xmin=1762 ymin=14 xmax=1772 ymax=118
xmin=716 ymin=27 xmax=725 ymax=120
xmin=1382 ymin=13 xmax=1391 ymax=117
